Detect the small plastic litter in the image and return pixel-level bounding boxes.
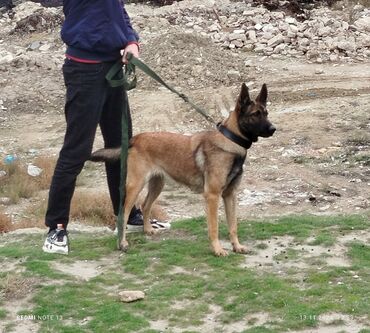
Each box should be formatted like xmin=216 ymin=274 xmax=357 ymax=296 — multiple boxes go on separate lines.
xmin=27 ymin=164 xmax=43 ymax=177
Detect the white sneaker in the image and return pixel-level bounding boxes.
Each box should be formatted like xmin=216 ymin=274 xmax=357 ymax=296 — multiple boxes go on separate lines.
xmin=42 ymin=229 xmax=69 ymax=255
xmin=114 ymin=220 xmax=172 ymax=234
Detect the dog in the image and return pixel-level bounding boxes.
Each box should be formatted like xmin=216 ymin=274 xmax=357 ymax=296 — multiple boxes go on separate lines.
xmin=90 ymin=83 xmax=276 ymax=256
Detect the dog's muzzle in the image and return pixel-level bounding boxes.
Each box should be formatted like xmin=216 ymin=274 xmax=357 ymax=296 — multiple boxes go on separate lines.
xmin=268 ymin=125 xmax=276 ymax=136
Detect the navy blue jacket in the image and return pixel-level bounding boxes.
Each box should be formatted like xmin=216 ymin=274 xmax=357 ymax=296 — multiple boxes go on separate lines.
xmin=61 ymin=0 xmax=139 ymax=62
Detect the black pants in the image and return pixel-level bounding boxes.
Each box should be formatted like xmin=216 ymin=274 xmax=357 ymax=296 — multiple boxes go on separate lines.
xmin=45 ymin=59 xmax=132 ymax=229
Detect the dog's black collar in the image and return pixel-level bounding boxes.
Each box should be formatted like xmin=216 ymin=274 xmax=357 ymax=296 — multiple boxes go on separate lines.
xmin=217 ymin=123 xmax=253 ymax=150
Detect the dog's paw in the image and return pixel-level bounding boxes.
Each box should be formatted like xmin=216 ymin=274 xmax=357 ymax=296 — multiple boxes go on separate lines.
xmin=118 ymin=240 xmax=129 ymax=252
xmin=214 ymin=247 xmax=229 ymax=257
xmin=144 ymin=227 xmax=158 ymax=236
xmin=233 ymin=245 xmax=248 ymax=254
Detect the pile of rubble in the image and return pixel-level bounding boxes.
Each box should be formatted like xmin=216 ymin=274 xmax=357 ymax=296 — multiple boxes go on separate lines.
xmin=161 ymin=2 xmax=370 ymax=62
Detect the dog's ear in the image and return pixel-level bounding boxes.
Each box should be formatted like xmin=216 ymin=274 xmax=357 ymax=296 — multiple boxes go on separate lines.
xmin=237 ymin=83 xmax=252 ymax=111
xmin=256 ymin=84 xmax=268 ymax=106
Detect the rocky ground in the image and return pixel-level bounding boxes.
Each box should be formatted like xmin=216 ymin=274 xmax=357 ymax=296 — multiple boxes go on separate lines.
xmin=0 ymin=0 xmax=369 ymax=224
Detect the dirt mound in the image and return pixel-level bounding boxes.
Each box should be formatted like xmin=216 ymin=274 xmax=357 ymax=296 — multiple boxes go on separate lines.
xmin=12 ymin=7 xmax=63 ymax=34
xmin=139 ymin=31 xmax=250 ymax=89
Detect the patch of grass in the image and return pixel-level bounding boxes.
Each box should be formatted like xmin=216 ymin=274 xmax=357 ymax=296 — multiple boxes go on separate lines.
xmin=273 ymin=248 xmax=301 ymax=262
xmin=31 ymin=283 xmax=149 ymax=333
xmin=308 ymin=232 xmax=336 ymax=247
xmin=345 ymin=132 xmax=370 ymax=147
xmin=354 ymin=153 xmax=370 ymax=166
xmin=292 ymin=156 xmax=315 ymax=164
xmin=0 ymin=214 xmax=369 ymax=332
xmin=348 ymin=242 xmax=370 ymax=269
xmin=0 ymin=308 xmax=7 ymax=319
xmin=243 ymin=328 xmax=276 ymax=333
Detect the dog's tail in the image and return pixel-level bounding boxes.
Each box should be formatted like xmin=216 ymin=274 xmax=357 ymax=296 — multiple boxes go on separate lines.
xmin=89 ymin=148 xmax=121 ymax=162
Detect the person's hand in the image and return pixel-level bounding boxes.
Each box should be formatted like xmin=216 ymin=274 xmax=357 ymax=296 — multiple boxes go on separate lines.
xmin=121 ymin=43 xmax=139 ymax=64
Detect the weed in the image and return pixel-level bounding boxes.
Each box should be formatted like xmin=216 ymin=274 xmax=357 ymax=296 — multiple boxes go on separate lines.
xmin=0 ymin=156 xmax=55 ymax=204
xmin=0 ymin=212 xmax=12 ymax=233
xmin=70 ymin=191 xmax=115 ymax=227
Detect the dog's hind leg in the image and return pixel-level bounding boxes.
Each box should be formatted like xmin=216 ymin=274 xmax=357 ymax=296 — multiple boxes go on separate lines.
xmin=223 ymin=191 xmax=248 ymax=254
xmin=142 ymin=175 xmax=164 ymax=235
xmin=118 ymin=170 xmax=147 ymax=251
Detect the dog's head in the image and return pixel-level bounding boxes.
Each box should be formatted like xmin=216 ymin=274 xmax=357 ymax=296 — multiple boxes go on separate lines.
xmin=235 ymin=83 xmax=276 ymax=141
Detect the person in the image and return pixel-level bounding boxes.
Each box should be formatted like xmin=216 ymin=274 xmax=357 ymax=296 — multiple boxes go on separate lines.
xmin=43 ymin=0 xmax=169 ymax=255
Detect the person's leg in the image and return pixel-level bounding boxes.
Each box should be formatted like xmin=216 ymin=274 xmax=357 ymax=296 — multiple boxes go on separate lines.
xmin=45 ymin=59 xmax=108 ymax=231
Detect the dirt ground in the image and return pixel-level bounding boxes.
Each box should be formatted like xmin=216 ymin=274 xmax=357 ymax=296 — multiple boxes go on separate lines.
xmin=0 ymin=1 xmax=369 ymax=222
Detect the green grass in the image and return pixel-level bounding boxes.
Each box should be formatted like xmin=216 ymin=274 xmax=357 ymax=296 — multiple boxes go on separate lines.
xmin=307 ymin=232 xmax=336 ymax=247
xmin=0 ymin=214 xmax=369 ymax=332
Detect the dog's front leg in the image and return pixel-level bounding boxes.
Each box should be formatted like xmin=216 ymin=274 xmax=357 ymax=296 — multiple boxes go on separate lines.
xmin=223 ymin=192 xmax=248 ymax=254
xmin=204 ymin=191 xmax=228 ymax=256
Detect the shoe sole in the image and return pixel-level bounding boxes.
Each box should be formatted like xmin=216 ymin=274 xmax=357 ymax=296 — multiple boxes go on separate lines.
xmin=42 ymin=244 xmax=69 ymax=255
xmin=116 ymin=222 xmax=171 ymax=234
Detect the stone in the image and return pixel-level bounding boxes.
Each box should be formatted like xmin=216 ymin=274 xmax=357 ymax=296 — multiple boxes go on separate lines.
xmin=227 ymin=70 xmax=240 ymax=80
xmin=0 ymin=52 xmax=14 ymax=64
xmin=0 ymin=197 xmax=11 ymax=205
xmin=285 ymin=17 xmax=297 ymax=25
xmin=247 ymin=30 xmax=257 ymax=42
xmin=354 ymin=17 xmax=370 ymax=32
xmin=254 ymin=23 xmax=263 ymax=31
xmin=229 ymin=33 xmax=246 ymax=42
xmin=28 ymin=41 xmax=41 ymax=50
xmin=267 ymin=34 xmax=284 ymax=47
xmin=337 ymin=40 xmax=356 ymax=52
xmin=39 ymin=43 xmax=52 ymax=51
xmin=329 ymin=54 xmax=339 ymax=62
xmin=243 ymin=10 xmax=255 ymax=17
xmin=233 ymin=29 xmax=245 ymax=34
xmin=208 ymin=24 xmax=220 ymax=32
xmin=118 ymin=290 xmax=145 ymax=303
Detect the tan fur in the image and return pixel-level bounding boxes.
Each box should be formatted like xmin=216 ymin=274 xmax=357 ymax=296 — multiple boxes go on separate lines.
xmin=91 ymin=84 xmax=275 ymax=256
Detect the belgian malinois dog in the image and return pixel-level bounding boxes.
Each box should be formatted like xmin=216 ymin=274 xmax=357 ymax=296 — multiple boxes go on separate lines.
xmin=91 ymin=83 xmax=276 ymax=256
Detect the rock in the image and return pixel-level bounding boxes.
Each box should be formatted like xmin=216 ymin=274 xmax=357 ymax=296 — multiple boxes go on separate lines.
xmin=0 ymin=51 xmax=14 ymax=64
xmin=337 ymin=40 xmax=356 ymax=52
xmin=285 ymin=17 xmax=297 ymax=25
xmin=267 ymin=34 xmax=284 ymax=47
xmin=254 ymin=23 xmax=263 ymax=31
xmin=354 ymin=17 xmax=370 ymax=32
xmin=118 ymin=290 xmax=145 ymax=303
xmin=0 ymin=197 xmax=11 ymax=205
xmin=0 ymin=170 xmax=7 ymax=178
xmin=28 ymin=41 xmax=41 ymax=51
xmin=233 ymin=29 xmax=245 ymax=34
xmin=247 ymin=30 xmax=257 ymax=42
xmin=39 ymin=43 xmax=52 ymax=51
xmin=227 ymin=70 xmax=241 ymax=80
xmin=229 ymin=33 xmax=246 ymax=42
xmin=329 ymin=54 xmax=339 ymax=62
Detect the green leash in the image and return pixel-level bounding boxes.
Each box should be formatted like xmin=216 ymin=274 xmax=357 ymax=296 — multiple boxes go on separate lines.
xmin=105 ymin=53 xmax=216 ymax=246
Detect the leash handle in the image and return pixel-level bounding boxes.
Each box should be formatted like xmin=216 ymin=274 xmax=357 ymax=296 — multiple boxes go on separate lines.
xmin=105 ymin=60 xmax=137 ymax=90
